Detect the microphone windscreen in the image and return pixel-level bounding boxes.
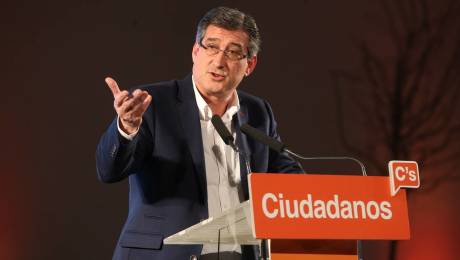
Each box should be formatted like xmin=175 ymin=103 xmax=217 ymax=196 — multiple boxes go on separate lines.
xmin=211 ymin=115 xmax=234 ymax=145
xmin=240 ymin=124 xmax=285 ymax=153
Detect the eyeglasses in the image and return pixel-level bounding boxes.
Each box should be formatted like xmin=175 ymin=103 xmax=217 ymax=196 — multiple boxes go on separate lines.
xmin=198 ymin=40 xmax=248 ymax=61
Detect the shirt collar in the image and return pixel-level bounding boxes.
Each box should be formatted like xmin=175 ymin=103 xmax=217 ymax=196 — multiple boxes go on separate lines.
xmin=192 ymin=75 xmax=240 ymax=123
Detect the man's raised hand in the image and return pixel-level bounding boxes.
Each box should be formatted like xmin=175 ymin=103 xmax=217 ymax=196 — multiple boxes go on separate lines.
xmin=105 ymin=77 xmax=152 ymax=135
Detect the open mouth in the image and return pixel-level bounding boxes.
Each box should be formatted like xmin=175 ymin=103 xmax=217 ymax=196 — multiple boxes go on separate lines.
xmin=210 ymin=72 xmax=226 ymax=80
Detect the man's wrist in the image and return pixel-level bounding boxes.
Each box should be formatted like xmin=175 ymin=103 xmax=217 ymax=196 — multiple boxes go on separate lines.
xmin=117 ymin=117 xmax=140 ymax=140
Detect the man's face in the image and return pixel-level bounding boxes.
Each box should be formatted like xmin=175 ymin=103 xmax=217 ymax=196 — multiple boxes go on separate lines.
xmin=192 ymin=25 xmax=257 ymax=100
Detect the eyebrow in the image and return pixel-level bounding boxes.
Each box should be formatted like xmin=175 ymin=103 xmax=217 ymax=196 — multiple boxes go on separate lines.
xmin=204 ymin=37 xmax=244 ymax=50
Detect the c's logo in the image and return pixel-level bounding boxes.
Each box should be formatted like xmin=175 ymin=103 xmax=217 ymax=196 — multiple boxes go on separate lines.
xmin=389 ymin=161 xmax=420 ymax=196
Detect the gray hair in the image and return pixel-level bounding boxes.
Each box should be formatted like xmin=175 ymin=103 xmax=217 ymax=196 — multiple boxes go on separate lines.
xmin=195 ymin=7 xmax=261 ymax=57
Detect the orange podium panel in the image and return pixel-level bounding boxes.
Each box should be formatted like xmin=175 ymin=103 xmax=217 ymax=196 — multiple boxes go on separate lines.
xmin=164 ymin=173 xmax=414 ymax=260
xmin=248 ymin=173 xmax=412 ymax=259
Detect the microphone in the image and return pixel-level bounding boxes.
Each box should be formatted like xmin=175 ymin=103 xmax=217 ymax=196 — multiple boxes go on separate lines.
xmin=240 ymin=123 xmax=367 ymax=176
xmin=211 ymin=115 xmax=252 ymax=174
xmin=240 ymin=124 xmax=285 ymax=153
xmin=211 ymin=115 xmax=234 ymax=146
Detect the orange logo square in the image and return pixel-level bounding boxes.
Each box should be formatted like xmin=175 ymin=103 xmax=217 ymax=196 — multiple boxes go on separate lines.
xmin=388 ymin=161 xmax=420 ymax=196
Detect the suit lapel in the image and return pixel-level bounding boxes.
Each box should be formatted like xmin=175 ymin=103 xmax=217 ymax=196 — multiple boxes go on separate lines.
xmin=175 ymin=77 xmax=253 ymax=203
xmin=234 ymin=99 xmax=251 ymax=201
xmin=176 ymin=75 xmax=207 ymax=203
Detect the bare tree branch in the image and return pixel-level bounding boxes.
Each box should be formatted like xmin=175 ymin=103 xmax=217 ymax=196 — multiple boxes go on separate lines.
xmin=359 ymin=44 xmax=393 ymax=140
xmin=333 ymin=0 xmax=460 ymax=195
xmin=406 ymin=75 xmax=460 ymax=146
xmin=330 ymin=70 xmax=386 ymax=174
xmin=403 ymin=1 xmax=460 ymax=111
xmin=380 ymin=0 xmax=403 ymax=55
xmin=401 ymin=21 xmax=460 ymax=140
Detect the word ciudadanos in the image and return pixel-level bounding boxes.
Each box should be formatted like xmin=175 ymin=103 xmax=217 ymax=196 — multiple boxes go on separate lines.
xmin=261 ymin=193 xmax=393 ymax=220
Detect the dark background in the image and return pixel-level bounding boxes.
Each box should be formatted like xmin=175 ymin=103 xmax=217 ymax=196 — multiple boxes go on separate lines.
xmin=2 ymin=0 xmax=459 ymax=259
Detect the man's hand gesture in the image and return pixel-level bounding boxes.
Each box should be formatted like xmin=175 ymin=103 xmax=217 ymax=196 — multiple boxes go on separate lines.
xmin=105 ymin=77 xmax=152 ymax=135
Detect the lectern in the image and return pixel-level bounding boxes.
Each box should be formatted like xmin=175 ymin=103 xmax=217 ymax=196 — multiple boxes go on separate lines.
xmin=164 ymin=173 xmax=412 ymax=259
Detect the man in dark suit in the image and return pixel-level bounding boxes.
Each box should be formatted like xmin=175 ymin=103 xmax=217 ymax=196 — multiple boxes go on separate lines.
xmin=96 ymin=6 xmax=303 ymax=260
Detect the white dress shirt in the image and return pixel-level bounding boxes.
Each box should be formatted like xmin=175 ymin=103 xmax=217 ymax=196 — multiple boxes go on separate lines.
xmin=192 ymin=78 xmax=243 ymax=255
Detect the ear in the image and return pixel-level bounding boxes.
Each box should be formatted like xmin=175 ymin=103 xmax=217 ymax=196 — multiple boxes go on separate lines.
xmin=245 ymin=55 xmax=258 ymax=76
xmin=192 ymin=42 xmax=199 ymax=63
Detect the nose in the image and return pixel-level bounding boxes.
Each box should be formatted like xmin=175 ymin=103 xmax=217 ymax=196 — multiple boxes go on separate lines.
xmin=212 ymin=50 xmax=226 ymax=69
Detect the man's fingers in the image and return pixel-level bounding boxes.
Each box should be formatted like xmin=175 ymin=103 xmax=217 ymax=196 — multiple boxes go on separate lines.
xmin=141 ymin=95 xmax=152 ymax=111
xmin=114 ymin=89 xmax=145 ymax=109
xmin=118 ymin=97 xmax=136 ymax=114
xmin=118 ymin=92 xmax=146 ymax=113
xmin=120 ymin=93 xmax=151 ymax=118
xmin=130 ymin=94 xmax=152 ymax=117
xmin=105 ymin=77 xmax=121 ymax=97
xmin=132 ymin=89 xmax=142 ymax=96
xmin=114 ymin=90 xmax=130 ymax=108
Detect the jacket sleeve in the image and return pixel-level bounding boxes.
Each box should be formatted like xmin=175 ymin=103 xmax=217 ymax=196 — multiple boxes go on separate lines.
xmin=263 ymin=100 xmax=304 ymax=174
xmin=95 ymin=109 xmax=154 ymax=183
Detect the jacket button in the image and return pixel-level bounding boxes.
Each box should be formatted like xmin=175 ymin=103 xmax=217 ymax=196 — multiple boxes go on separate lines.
xmin=110 ymin=145 xmax=117 ymax=157
xmin=190 ymin=255 xmax=198 ymax=260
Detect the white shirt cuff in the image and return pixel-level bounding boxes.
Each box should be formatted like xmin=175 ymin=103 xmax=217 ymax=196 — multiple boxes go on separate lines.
xmin=117 ymin=116 xmax=139 ymax=141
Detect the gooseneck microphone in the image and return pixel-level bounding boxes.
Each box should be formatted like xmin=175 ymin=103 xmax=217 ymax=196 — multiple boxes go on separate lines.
xmin=211 ymin=115 xmax=252 ymax=175
xmin=240 ymin=124 xmax=285 ymax=152
xmin=211 ymin=115 xmax=235 ymax=146
xmin=240 ymin=123 xmax=367 ymax=176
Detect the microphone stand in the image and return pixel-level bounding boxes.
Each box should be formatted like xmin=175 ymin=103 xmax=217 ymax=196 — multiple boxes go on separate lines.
xmin=230 ymin=144 xmax=269 ymax=260
xmin=284 ymin=148 xmax=367 ymax=176
xmin=240 ymin=123 xmax=368 ymax=259
xmin=212 ymin=116 xmax=271 ymax=259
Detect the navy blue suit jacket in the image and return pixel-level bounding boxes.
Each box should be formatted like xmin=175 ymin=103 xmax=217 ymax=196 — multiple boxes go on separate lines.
xmin=96 ymin=74 xmax=303 ymax=260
